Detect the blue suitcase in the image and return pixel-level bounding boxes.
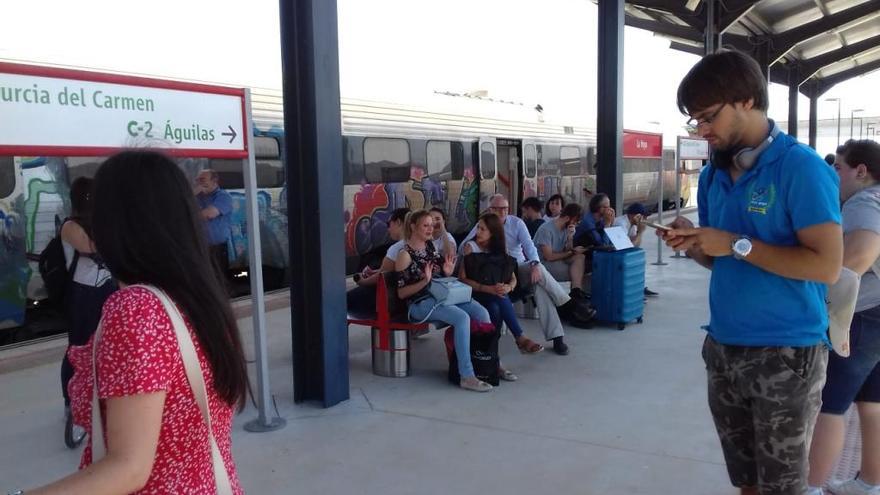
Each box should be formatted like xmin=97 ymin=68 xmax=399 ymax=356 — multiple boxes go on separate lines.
xmin=591 ymin=248 xmax=645 ymax=330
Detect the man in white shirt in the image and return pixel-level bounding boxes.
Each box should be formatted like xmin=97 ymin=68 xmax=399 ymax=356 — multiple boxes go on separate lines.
xmin=612 ymin=202 xmax=658 ymax=297
xmin=462 ymin=194 xmax=592 ymax=355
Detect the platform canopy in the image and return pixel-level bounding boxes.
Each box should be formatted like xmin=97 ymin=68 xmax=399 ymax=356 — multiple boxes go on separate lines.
xmin=616 ymin=0 xmax=880 ymax=98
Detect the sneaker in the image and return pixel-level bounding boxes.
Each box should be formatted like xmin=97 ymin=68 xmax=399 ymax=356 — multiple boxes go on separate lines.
xmin=552 ymin=337 xmax=569 ymax=355
xmin=644 ymin=287 xmax=659 ymax=297
xmin=827 ymin=478 xmax=880 ymax=494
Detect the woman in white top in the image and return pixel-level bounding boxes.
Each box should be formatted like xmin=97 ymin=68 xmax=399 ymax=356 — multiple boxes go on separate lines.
xmin=60 ymin=177 xmax=117 ymax=447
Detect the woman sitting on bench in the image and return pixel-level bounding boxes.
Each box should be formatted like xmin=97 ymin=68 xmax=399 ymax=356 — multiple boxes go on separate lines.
xmin=395 ymin=210 xmax=494 ymax=393
xmin=459 ymin=212 xmax=544 ymax=356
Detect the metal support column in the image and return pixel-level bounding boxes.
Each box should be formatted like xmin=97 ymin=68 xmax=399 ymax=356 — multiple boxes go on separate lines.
xmin=597 ymin=0 xmax=624 ymax=213
xmin=753 ymin=38 xmax=771 ymax=83
xmin=279 ymin=0 xmax=349 ymax=407
xmin=788 ymin=66 xmax=799 ymax=138
xmin=704 ymin=0 xmax=717 ymax=55
xmin=808 ymin=92 xmax=818 ymax=150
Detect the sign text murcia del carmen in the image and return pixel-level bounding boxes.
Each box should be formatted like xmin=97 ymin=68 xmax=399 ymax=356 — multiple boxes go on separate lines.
xmin=0 ymin=63 xmax=247 ymax=158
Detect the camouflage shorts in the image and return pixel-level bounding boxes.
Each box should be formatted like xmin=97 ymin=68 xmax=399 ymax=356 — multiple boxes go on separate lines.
xmin=702 ymin=335 xmax=828 ymax=495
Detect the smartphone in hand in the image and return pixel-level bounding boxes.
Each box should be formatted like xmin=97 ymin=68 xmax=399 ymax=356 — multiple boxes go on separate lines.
xmin=642 ymin=221 xmax=673 ymax=232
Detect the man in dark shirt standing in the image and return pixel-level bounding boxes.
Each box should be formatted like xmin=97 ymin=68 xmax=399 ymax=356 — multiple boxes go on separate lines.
xmin=195 ymin=169 xmax=233 ymax=281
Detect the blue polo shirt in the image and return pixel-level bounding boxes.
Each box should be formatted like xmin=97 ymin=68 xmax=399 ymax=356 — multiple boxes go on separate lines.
xmin=197 ymin=188 xmax=233 ymax=246
xmin=698 ymin=131 xmax=840 ymax=347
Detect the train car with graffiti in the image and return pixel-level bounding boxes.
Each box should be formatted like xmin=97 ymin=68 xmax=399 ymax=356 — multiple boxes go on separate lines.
xmin=0 ymin=88 xmax=688 ymax=341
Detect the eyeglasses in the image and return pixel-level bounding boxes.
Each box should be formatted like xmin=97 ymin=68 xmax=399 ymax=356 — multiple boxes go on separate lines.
xmin=686 ymin=104 xmax=726 ymax=128
xmin=489 ymin=205 xmax=509 ymax=211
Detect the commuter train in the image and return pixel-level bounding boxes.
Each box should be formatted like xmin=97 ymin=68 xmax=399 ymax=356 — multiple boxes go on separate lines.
xmin=0 ymin=88 xmax=697 ymax=337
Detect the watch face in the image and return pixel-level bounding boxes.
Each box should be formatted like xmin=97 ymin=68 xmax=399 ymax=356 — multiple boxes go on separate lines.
xmin=734 ymin=238 xmax=751 ymax=256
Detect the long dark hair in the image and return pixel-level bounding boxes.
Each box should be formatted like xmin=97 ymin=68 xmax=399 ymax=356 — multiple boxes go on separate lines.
xmin=479 ymin=212 xmax=507 ymax=255
xmin=92 ymin=151 xmax=248 ymax=409
xmin=69 ymin=177 xmax=95 ymax=234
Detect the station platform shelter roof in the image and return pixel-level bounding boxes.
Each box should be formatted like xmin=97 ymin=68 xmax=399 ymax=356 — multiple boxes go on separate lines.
xmin=616 ymin=0 xmax=880 ymax=97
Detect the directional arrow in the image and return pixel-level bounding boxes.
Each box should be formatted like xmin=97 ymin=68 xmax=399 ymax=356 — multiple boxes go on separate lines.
xmin=221 ymin=125 xmax=237 ymax=143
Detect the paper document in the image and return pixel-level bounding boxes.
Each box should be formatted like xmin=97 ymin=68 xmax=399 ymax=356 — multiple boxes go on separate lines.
xmin=604 ymin=226 xmax=634 ymax=251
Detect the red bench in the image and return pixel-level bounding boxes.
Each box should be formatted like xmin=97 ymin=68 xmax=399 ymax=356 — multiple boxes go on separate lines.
xmin=346 ymin=273 xmax=439 ymax=377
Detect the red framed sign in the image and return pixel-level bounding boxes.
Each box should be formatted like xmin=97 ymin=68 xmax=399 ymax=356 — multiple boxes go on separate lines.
xmin=622 ymin=130 xmax=663 ymax=159
xmin=0 ymin=62 xmax=248 ymax=159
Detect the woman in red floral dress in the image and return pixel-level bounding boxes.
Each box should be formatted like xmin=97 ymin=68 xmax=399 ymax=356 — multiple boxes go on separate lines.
xmin=25 ymin=151 xmax=249 ymax=494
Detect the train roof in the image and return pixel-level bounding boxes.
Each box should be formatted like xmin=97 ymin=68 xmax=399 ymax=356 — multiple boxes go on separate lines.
xmin=250 ymin=88 xmax=596 ymax=145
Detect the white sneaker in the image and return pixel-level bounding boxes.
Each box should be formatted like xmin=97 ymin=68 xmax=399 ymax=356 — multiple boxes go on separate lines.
xmin=828 ymin=478 xmax=880 ymax=495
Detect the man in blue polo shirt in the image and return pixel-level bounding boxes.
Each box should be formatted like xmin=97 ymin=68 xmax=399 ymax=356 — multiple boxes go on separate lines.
xmin=196 ymin=169 xmax=234 ymax=282
xmin=663 ymin=50 xmax=843 ymax=495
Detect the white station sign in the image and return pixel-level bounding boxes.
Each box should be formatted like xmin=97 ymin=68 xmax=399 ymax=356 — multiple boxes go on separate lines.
xmin=677 ymin=136 xmax=710 ymax=160
xmin=0 ymin=64 xmax=246 ymax=157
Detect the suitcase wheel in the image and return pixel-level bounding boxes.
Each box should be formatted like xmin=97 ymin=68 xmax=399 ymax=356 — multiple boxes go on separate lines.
xmin=637 ymin=316 xmax=643 ymax=324
xmin=617 ymin=323 xmax=626 ymax=331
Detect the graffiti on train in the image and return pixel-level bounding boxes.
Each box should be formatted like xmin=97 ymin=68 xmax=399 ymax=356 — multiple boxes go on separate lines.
xmin=343 ymin=169 xmax=478 ymax=257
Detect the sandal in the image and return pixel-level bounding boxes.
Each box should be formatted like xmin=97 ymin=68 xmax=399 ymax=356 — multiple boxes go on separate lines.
xmin=499 ymin=368 xmax=518 ymax=382
xmin=516 ymin=337 xmax=544 ymax=354
xmin=460 ymin=377 xmax=493 ymax=392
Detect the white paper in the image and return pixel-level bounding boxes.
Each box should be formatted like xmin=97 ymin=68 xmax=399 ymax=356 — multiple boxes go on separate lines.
xmin=604 ymin=226 xmax=634 ymax=251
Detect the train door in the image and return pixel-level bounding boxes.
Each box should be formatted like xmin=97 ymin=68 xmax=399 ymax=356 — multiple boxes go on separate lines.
xmin=496 ymin=139 xmax=522 ymax=212
xmin=478 ymin=137 xmax=497 ymax=212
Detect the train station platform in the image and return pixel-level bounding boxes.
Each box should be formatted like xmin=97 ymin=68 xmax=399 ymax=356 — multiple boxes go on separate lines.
xmin=0 ymin=211 xmax=858 ymax=494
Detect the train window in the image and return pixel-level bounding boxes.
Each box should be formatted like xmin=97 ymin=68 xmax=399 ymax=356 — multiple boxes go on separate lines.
xmin=208 ymin=158 xmax=284 ymax=189
xmin=524 ymin=144 xmax=537 ymax=178
xmin=427 ymin=141 xmax=464 ymax=179
xmin=364 ymin=138 xmax=411 ymax=183
xmin=255 ymin=160 xmax=285 ymax=187
xmin=480 ymin=142 xmax=496 ymax=179
xmin=255 ymin=136 xmax=280 ymax=159
xmin=0 ymin=157 xmax=14 ymax=198
xmin=343 ymin=138 xmax=363 ymax=185
xmin=586 ymin=147 xmax=597 ymax=174
xmin=537 ymin=145 xmax=559 ymax=176
xmin=209 ymin=159 xmax=245 ymax=189
xmin=560 ymin=146 xmax=582 ymax=176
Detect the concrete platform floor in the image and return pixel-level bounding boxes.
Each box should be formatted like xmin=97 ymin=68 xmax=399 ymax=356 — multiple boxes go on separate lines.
xmin=0 ymin=211 xmax=850 ymax=494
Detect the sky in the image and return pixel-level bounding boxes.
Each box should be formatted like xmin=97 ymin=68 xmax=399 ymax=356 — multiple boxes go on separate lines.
xmin=1 ymin=0 xmax=878 ymax=153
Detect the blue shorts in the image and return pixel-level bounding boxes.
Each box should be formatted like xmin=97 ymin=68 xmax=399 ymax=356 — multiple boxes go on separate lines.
xmin=821 ymin=309 xmax=880 ymax=414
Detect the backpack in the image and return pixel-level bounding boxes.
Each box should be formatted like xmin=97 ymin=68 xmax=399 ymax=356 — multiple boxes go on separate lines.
xmin=38 ymin=218 xmax=79 ymax=309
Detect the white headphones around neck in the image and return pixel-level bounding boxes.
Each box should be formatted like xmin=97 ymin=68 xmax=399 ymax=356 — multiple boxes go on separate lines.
xmin=730 ymin=120 xmax=781 ymax=171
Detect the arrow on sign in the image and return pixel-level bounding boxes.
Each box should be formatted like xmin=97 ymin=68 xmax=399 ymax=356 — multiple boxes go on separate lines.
xmin=222 ymin=125 xmax=237 ymax=143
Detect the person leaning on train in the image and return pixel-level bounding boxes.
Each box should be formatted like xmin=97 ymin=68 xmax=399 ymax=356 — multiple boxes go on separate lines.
xmin=395 ymin=210 xmax=494 ymax=393
xmin=345 ymin=208 xmax=410 ymax=318
xmin=461 ymin=194 xmax=593 ymax=356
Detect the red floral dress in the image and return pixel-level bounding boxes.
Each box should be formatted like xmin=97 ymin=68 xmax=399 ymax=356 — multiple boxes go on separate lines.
xmin=67 ymin=286 xmax=243 ymax=494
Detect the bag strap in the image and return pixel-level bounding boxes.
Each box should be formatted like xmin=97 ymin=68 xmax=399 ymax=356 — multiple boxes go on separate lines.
xmin=91 ymin=284 xmax=234 ymax=495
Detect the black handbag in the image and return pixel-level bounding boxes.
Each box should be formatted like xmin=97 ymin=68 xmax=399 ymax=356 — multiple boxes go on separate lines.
xmin=463 ymin=252 xmax=517 ymax=286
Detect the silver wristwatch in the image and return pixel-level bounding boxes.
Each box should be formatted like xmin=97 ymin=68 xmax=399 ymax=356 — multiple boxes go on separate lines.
xmin=731 ymin=235 xmax=753 ymax=260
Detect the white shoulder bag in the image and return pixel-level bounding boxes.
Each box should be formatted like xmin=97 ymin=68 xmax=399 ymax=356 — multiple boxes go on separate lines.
xmin=91 ymin=284 xmax=234 ymax=495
